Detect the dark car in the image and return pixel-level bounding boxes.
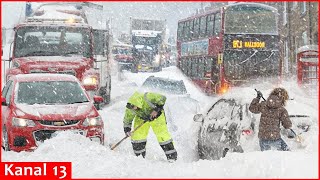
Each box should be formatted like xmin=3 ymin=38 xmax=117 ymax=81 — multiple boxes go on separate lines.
xmin=193 ymin=98 xmax=311 ymax=160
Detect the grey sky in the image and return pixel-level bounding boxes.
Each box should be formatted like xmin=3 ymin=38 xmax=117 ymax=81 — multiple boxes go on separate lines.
xmin=2 ymin=2 xmax=201 ymax=39
xmin=102 ymin=2 xmax=201 ymax=37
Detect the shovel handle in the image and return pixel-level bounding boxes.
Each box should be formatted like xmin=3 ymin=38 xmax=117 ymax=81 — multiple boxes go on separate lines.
xmin=254 ymin=89 xmax=266 ymax=101
xmin=110 ymin=121 xmax=147 ymax=150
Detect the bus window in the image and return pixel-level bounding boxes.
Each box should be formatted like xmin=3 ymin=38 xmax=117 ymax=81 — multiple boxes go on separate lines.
xmin=200 ymin=16 xmax=207 ymax=38
xmin=191 ymin=59 xmax=198 ymax=78
xmin=189 ymin=19 xmax=194 ymax=40
xmin=198 ymin=58 xmax=205 ymax=78
xmin=205 ymin=58 xmax=212 ymax=73
xmin=185 ymin=21 xmax=191 ymax=41
xmin=207 ymin=14 xmax=214 ymax=37
xmin=187 ymin=59 xmax=192 ymax=76
xmin=224 ymin=5 xmax=277 ymax=34
xmin=177 ymin=22 xmax=183 ymax=41
xmin=214 ymin=13 xmax=221 ymax=35
xmin=182 ymin=21 xmax=187 ymax=41
xmin=193 ymin=18 xmax=200 ymax=39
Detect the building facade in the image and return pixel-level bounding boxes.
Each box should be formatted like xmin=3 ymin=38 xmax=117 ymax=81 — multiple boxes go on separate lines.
xmin=268 ymin=1 xmax=318 ymax=77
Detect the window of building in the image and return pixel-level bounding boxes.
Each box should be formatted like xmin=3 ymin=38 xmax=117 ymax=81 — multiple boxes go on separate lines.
xmin=302 ymin=31 xmax=308 ymax=45
xmin=314 ymin=32 xmax=318 ymax=44
xmin=292 ymin=2 xmax=298 ymax=10
xmin=300 ymin=2 xmax=307 ymax=14
xmin=284 ymin=40 xmax=289 ymax=73
xmin=283 ymin=2 xmax=287 ymax=25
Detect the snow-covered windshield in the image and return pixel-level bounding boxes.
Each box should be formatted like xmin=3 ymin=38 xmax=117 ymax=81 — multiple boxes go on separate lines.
xmin=132 ymin=36 xmax=160 ymax=46
xmin=16 ymin=81 xmax=88 ymax=105
xmin=142 ymin=77 xmax=187 ymax=95
xmin=224 ymin=5 xmax=277 ymax=34
xmin=14 ymin=26 xmax=92 ymax=58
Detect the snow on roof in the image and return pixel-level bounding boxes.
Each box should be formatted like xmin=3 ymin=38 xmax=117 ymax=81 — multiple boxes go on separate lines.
xmin=27 ymin=3 xmax=86 ymax=24
xmin=14 ymin=73 xmax=78 ymax=82
xmin=113 ymin=39 xmax=132 ymax=47
xmin=226 ymin=2 xmax=278 ymax=12
xmin=297 ymin=45 xmax=319 ymax=54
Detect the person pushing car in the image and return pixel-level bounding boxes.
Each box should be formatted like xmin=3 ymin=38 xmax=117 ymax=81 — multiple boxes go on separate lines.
xmin=123 ymin=91 xmax=178 ymax=162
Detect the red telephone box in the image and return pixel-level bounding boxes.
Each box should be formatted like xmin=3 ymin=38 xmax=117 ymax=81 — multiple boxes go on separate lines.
xmin=297 ymin=45 xmax=318 ymax=96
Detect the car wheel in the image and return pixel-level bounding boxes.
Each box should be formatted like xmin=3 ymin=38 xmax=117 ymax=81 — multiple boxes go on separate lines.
xmin=2 ymin=126 xmax=10 ymax=151
xmin=222 ymin=148 xmax=229 ymax=158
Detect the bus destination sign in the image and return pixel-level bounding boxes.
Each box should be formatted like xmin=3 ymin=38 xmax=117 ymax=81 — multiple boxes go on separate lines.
xmin=232 ymin=40 xmax=265 ymax=48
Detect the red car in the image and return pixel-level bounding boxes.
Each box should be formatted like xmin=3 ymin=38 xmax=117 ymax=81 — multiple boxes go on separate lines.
xmin=1 ymin=74 xmax=105 ymax=152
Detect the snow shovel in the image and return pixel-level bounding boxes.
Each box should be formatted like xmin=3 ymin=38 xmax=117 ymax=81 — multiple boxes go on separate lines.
xmin=255 ymin=89 xmax=266 ymax=101
xmin=288 ymin=115 xmax=310 ymax=145
xmin=110 ymin=121 xmax=147 ymax=150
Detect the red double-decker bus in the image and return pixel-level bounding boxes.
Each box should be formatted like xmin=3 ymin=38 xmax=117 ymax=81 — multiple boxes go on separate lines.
xmin=176 ymin=3 xmax=280 ymax=94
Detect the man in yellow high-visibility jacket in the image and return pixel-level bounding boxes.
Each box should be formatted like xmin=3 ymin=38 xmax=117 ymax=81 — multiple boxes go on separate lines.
xmin=123 ymin=91 xmax=177 ymax=162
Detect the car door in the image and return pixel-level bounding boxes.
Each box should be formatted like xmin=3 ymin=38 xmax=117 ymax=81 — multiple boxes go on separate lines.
xmin=198 ymin=99 xmax=243 ymax=160
xmin=2 ymin=80 xmax=14 ymax=126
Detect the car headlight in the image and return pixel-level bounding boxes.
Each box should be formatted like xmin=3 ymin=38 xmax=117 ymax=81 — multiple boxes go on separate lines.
xmin=12 ymin=117 xmax=35 ymax=127
xmin=83 ymin=116 xmax=102 ymax=127
xmin=13 ymin=61 xmax=20 ymax=68
xmin=83 ymin=76 xmax=98 ymax=86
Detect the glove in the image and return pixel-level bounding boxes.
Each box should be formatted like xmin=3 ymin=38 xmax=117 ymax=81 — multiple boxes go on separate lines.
xmin=287 ymin=129 xmax=296 ymax=139
xmin=124 ymin=127 xmax=131 ymax=137
xmin=149 ymin=105 xmax=164 ymax=121
xmin=154 ymin=105 xmax=164 ymax=114
xmin=256 ymin=91 xmax=263 ymax=99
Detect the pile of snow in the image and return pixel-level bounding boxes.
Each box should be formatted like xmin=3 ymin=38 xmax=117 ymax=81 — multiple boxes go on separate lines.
xmin=2 ymin=66 xmax=318 ymax=178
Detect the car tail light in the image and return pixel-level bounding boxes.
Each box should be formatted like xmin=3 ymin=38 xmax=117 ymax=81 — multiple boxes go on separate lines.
xmin=242 ymin=129 xmax=253 ymax=135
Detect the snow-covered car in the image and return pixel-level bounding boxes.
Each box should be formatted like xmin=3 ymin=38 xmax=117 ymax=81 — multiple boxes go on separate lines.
xmin=1 ymin=74 xmax=105 ymax=152
xmin=193 ymin=98 xmax=312 ymax=160
xmin=141 ymin=75 xmax=187 ymax=94
xmin=141 ymin=75 xmax=199 ymax=113
xmin=140 ymin=76 xmax=200 ymax=131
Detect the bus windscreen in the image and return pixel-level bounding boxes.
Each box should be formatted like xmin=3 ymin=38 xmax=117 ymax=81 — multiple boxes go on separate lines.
xmin=224 ymin=5 xmax=277 ymax=35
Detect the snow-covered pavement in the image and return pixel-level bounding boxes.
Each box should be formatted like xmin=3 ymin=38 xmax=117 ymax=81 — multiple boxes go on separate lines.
xmin=1 ymin=66 xmax=318 ymax=178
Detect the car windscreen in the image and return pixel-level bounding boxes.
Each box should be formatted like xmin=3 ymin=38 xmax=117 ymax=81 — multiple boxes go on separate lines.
xmin=16 ymin=81 xmax=89 ymax=105
xmin=142 ymin=78 xmax=187 ymax=94
xmin=14 ymin=26 xmax=92 ymax=58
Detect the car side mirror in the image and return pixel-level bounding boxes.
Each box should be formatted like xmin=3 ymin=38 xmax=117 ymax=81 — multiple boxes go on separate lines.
xmin=93 ymin=95 xmax=104 ymax=110
xmin=1 ymin=97 xmax=7 ymax=106
xmin=193 ymin=114 xmax=204 ymax=122
xmin=94 ymin=95 xmax=104 ymax=103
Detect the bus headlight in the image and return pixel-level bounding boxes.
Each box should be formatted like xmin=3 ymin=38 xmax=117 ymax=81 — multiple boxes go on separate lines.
xmin=83 ymin=116 xmax=102 ymax=127
xmin=83 ymin=76 xmax=98 ymax=86
xmin=12 ymin=117 xmax=36 ymax=127
xmin=155 ymin=54 xmax=161 ymax=64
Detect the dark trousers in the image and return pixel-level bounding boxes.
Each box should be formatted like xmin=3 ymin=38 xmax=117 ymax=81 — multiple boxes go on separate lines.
xmin=259 ymin=138 xmax=290 ymax=151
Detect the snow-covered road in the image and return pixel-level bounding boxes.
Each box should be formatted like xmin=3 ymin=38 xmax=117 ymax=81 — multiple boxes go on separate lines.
xmin=1 ymin=66 xmax=318 ymax=178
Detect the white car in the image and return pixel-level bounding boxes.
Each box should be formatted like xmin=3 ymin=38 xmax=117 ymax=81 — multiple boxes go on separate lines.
xmin=140 ymin=76 xmax=200 ymax=131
